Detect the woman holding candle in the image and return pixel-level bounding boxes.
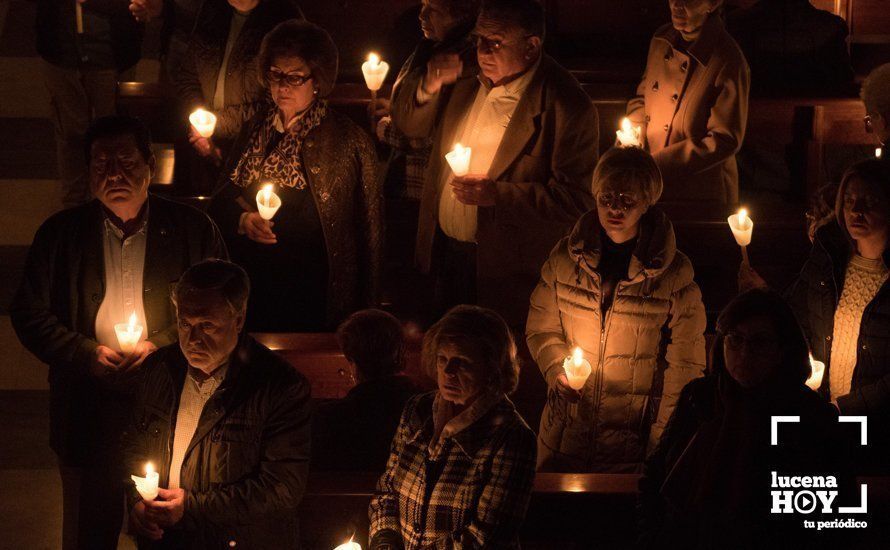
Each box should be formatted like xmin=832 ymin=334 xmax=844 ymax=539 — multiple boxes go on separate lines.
xmin=527 ymin=146 xmax=707 ymax=473
xmin=174 ymin=0 xmax=303 ymax=193
xmin=638 ymin=289 xmax=845 ymax=548
xmin=209 ymin=20 xmax=383 ymax=331
xmin=369 ymin=305 xmax=536 ymax=549
xmin=784 ymin=160 xmax=890 ymax=454
xmin=626 ymin=0 xmax=749 ymax=203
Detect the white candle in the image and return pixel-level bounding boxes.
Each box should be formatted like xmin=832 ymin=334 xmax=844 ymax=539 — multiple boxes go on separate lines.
xmin=727 ymin=208 xmax=753 ymax=264
xmin=361 ymin=53 xmax=390 ymax=92
xmin=616 ymin=117 xmax=642 ymax=147
xmin=189 ymin=109 xmax=217 ymax=138
xmin=114 ymin=312 xmax=144 ymax=355
xmin=563 ymin=347 xmax=592 ymax=390
xmin=131 ymin=462 xmax=160 ymax=501
xmin=445 ymin=143 xmax=472 ymax=177
xmin=806 ymin=353 xmax=825 ymax=391
xmin=333 ymin=536 xmax=362 ymax=550
xmin=256 ymin=183 xmax=282 ymax=220
xmin=877 ymin=147 xmax=883 ymax=160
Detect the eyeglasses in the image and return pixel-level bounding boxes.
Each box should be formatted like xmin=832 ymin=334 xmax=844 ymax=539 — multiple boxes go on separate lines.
xmin=472 ymin=33 xmax=532 ymax=53
xmin=722 ymin=331 xmax=779 ymax=354
xmin=266 ymin=69 xmax=313 ymax=87
xmin=597 ymin=192 xmax=641 ymax=211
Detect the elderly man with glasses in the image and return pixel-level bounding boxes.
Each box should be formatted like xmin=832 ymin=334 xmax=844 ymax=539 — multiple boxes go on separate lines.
xmin=398 ymin=0 xmax=600 ymax=327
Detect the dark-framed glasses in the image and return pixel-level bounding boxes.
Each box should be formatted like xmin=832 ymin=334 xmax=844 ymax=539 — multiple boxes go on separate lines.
xmin=722 ymin=331 xmax=779 ymax=354
xmin=597 ymin=192 xmax=641 ymax=211
xmin=266 ymin=69 xmax=313 ymax=87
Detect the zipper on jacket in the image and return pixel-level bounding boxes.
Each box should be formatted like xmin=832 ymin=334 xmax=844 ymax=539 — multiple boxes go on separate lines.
xmin=589 ymin=281 xmax=620 ymax=463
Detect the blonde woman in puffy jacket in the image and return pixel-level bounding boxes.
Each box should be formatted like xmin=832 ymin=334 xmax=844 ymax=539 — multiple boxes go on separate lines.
xmin=527 ymin=146 xmax=706 ymax=473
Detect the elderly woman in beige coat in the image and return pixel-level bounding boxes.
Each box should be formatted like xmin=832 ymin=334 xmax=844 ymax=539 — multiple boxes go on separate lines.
xmin=527 ymin=147 xmax=706 ymax=473
xmin=627 ymin=0 xmax=750 ymax=203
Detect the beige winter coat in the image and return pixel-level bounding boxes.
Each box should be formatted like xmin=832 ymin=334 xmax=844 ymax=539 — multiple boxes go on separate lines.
xmin=527 ymin=207 xmax=706 ymax=473
xmin=627 ymin=15 xmax=750 ymax=204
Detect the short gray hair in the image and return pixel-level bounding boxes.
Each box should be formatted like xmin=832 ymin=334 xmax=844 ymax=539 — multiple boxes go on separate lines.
xmin=862 ymin=63 xmax=890 ymax=118
xmin=172 ymin=259 xmax=250 ymax=314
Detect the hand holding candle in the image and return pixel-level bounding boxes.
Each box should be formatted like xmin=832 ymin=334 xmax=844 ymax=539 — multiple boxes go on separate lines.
xmin=189 ymin=109 xmax=217 ymax=138
xmin=256 ymin=183 xmax=282 ymax=220
xmin=115 ymin=312 xmax=144 ymax=355
xmin=445 ymin=143 xmax=472 ymax=177
xmin=806 ymin=354 xmax=825 ymax=391
xmin=727 ymin=208 xmax=754 ymax=265
xmin=616 ymin=117 xmax=642 ymax=147
xmin=131 ymin=462 xmax=160 ymax=501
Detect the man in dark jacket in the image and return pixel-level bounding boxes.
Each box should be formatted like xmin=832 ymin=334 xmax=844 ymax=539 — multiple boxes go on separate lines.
xmin=37 ymin=0 xmax=160 ymax=207
xmin=123 ymin=260 xmax=311 ymax=549
xmin=10 ymin=115 xmax=226 ymax=549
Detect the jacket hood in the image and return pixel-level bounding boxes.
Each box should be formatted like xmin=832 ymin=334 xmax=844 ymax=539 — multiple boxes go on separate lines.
xmin=567 ymin=206 xmax=678 ymax=282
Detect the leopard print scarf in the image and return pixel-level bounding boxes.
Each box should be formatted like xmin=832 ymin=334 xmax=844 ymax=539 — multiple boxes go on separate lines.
xmin=230 ymin=100 xmax=328 ymax=190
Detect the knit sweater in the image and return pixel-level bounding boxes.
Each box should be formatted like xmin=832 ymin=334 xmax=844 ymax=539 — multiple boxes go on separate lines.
xmin=830 ymin=254 xmax=889 ymax=398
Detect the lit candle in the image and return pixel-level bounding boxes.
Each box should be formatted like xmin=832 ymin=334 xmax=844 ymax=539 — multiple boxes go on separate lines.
xmin=256 ymin=183 xmax=282 ymax=220
xmin=806 ymin=353 xmax=825 ymax=391
xmin=75 ymin=1 xmax=84 ymax=34
xmin=333 ymin=536 xmax=362 ymax=550
xmin=189 ymin=109 xmax=217 ymax=138
xmin=563 ymin=347 xmax=592 ymax=390
xmin=361 ymin=53 xmax=390 ymax=92
xmin=877 ymin=147 xmax=883 ymax=160
xmin=114 ymin=312 xmax=144 ymax=355
xmin=616 ymin=117 xmax=642 ymax=147
xmin=727 ymin=208 xmax=754 ymax=265
xmin=131 ymin=462 xmax=160 ymax=501
xmin=445 ymin=143 xmax=472 ymax=177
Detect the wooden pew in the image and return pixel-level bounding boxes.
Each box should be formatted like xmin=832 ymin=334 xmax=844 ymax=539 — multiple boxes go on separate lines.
xmin=806 ymin=98 xmax=876 ymax=195
xmin=300 ymin=472 xmax=640 ymax=549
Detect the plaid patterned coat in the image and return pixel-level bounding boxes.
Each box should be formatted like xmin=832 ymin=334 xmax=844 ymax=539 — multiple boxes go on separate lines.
xmin=369 ymin=392 xmax=537 ymax=549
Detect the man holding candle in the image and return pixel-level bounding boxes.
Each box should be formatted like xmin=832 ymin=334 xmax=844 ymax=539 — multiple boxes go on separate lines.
xmin=398 ymin=0 xmax=600 ymax=325
xmin=122 ymin=260 xmax=311 ymax=549
xmin=10 ymin=116 xmax=226 ymax=549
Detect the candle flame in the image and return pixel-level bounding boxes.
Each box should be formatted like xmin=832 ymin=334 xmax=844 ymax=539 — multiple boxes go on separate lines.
xmin=368 ymin=52 xmax=379 ymax=66
xmin=877 ymin=147 xmax=883 ymax=159
xmin=262 ymin=184 xmax=273 ymax=205
xmin=621 ymin=117 xmax=632 ymax=133
xmin=738 ymin=208 xmax=748 ymax=225
xmin=128 ymin=312 xmax=138 ymax=329
xmin=454 ymin=143 xmax=465 ymax=154
xmin=572 ymin=347 xmax=583 ymax=367
xmin=145 ymin=462 xmax=155 ymax=475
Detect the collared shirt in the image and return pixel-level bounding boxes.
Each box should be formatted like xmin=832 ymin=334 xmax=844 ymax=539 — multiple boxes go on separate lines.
xmin=94 ymin=207 xmax=149 ymax=351
xmin=168 ymin=362 xmax=230 ymax=489
xmin=212 ymin=10 xmax=249 ymax=110
xmin=435 ymin=62 xmax=539 ymax=242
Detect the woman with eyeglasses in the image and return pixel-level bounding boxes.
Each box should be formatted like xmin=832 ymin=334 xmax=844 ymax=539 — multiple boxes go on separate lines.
xmin=175 ymin=0 xmax=304 ymax=194
xmin=627 ymin=0 xmax=749 ymax=203
xmin=638 ymin=289 xmax=845 ymax=548
xmin=527 ymin=146 xmax=707 ymax=473
xmin=209 ymin=20 xmax=383 ymax=331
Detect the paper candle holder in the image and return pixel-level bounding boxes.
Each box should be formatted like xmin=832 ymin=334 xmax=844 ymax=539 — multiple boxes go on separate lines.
xmin=445 ymin=144 xmax=472 ymax=177
xmin=361 ymin=53 xmax=390 ymax=92
xmin=256 ymin=184 xmax=282 ymax=220
xmin=189 ymin=109 xmax=217 ymax=138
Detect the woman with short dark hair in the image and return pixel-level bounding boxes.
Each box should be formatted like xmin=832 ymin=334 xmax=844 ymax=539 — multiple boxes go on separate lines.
xmin=638 ymin=289 xmax=843 ymax=548
xmin=209 ymin=19 xmax=383 ymax=331
xmin=369 ymin=305 xmax=536 ymax=549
